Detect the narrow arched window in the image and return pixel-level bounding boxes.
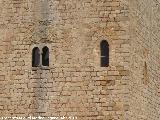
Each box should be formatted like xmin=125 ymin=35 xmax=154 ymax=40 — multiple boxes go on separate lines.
xmin=100 ymin=40 xmax=109 ymax=67
xmin=42 ymin=46 xmax=49 ymax=66
xmin=32 ymin=47 xmax=40 ymax=67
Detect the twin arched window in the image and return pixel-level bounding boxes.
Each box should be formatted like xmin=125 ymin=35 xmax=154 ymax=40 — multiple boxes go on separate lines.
xmin=100 ymin=40 xmax=109 ymax=67
xmin=32 ymin=46 xmax=49 ymax=67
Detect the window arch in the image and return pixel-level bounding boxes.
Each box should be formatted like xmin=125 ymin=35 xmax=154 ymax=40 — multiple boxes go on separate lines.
xmin=42 ymin=46 xmax=49 ymax=66
xmin=100 ymin=40 xmax=109 ymax=67
xmin=32 ymin=47 xmax=40 ymax=67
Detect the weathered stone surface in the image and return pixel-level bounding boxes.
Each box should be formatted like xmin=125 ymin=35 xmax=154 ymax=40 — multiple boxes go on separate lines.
xmin=0 ymin=0 xmax=159 ymax=120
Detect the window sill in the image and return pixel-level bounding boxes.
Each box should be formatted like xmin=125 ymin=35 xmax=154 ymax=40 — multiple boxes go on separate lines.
xmin=32 ymin=66 xmax=50 ymax=71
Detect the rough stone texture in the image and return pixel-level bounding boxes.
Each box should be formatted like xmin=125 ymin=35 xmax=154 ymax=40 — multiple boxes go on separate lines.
xmin=0 ymin=0 xmax=159 ymax=120
xmin=128 ymin=0 xmax=160 ymax=119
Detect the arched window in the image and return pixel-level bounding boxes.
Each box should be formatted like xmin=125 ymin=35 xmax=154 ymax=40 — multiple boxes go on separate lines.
xmin=100 ymin=40 xmax=109 ymax=67
xmin=42 ymin=46 xmax=49 ymax=66
xmin=32 ymin=47 xmax=40 ymax=67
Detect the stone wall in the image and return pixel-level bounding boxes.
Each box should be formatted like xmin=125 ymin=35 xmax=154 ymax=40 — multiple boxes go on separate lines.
xmin=129 ymin=0 xmax=160 ymax=119
xmin=0 ymin=0 xmax=130 ymax=119
xmin=0 ymin=0 xmax=159 ymax=120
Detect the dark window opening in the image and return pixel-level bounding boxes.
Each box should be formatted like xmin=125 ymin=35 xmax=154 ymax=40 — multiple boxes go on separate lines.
xmin=32 ymin=47 xmax=40 ymax=67
xmin=42 ymin=46 xmax=49 ymax=66
xmin=100 ymin=40 xmax=109 ymax=67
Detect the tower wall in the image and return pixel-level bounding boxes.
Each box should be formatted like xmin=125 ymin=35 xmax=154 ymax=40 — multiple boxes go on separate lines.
xmin=1 ymin=0 xmax=160 ymax=120
xmin=129 ymin=0 xmax=160 ymax=119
